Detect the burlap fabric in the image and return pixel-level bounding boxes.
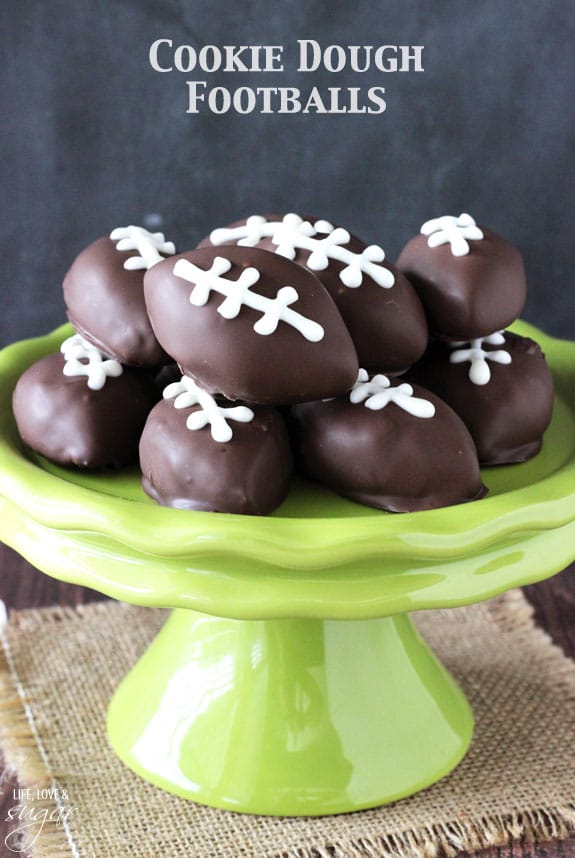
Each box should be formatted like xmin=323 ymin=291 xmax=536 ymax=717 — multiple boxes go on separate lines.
xmin=0 ymin=591 xmax=574 ymax=858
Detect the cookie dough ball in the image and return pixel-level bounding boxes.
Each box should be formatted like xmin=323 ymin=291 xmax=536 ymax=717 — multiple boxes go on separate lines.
xmin=408 ymin=331 xmax=554 ymax=465
xmin=397 ymin=214 xmax=526 ymax=340
xmin=202 ymin=213 xmax=429 ymax=374
xmin=292 ymin=371 xmax=486 ymax=512
xmin=144 ymin=245 xmax=359 ymax=405
xmin=140 ymin=376 xmax=293 ymax=515
xmin=63 ymin=227 xmax=175 ymax=367
xmin=13 ymin=346 xmax=159 ymax=468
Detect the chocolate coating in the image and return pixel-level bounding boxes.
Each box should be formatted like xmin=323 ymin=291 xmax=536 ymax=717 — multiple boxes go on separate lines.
xmin=396 ymin=227 xmax=526 ymax=339
xmin=12 ymin=352 xmax=159 ymax=468
xmin=63 ymin=237 xmax=171 ymax=367
xmin=292 ymin=382 xmax=486 ymax=512
xmin=408 ymin=332 xmax=554 ymax=465
xmin=144 ymin=245 xmax=359 ymax=405
xmin=140 ymin=398 xmax=293 ymax=515
xmin=201 ymin=214 xmax=429 ymax=373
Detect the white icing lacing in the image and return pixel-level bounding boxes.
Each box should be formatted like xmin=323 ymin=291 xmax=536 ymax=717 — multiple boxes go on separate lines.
xmin=173 ymin=255 xmax=325 ymax=342
xmin=449 ymin=331 xmax=512 ymax=385
xmin=60 ymin=334 xmax=123 ymax=391
xmin=350 ymin=369 xmax=436 ymax=418
xmin=420 ymin=213 xmax=484 ymax=257
xmin=164 ymin=376 xmax=254 ymax=443
xmin=210 ymin=213 xmax=395 ymax=289
xmin=110 ymin=225 xmax=176 ymax=270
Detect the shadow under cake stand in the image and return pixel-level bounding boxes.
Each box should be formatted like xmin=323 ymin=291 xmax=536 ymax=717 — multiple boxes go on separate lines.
xmin=0 ymin=321 xmax=574 ymax=817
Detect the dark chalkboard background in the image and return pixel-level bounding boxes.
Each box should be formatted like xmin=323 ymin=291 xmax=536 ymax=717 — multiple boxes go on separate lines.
xmin=1 ymin=0 xmax=574 ymax=347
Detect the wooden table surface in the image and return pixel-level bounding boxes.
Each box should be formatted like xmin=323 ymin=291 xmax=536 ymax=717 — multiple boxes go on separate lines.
xmin=0 ymin=542 xmax=573 ymax=858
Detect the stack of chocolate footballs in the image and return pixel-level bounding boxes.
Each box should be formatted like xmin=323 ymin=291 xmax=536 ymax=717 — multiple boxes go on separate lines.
xmin=397 ymin=215 xmax=554 ymax=465
xmin=12 ymin=213 xmax=554 ymax=516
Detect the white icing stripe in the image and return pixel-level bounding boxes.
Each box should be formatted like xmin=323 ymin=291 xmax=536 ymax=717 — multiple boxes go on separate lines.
xmin=350 ymin=369 xmax=435 ymax=418
xmin=449 ymin=331 xmax=512 ymax=385
xmin=60 ymin=334 xmax=123 ymax=391
xmin=110 ymin=225 xmax=176 ymax=270
xmin=163 ymin=376 xmax=254 ymax=443
xmin=420 ymin=213 xmax=483 ymax=257
xmin=210 ymin=213 xmax=394 ymax=289
xmin=173 ymin=256 xmax=325 ymax=343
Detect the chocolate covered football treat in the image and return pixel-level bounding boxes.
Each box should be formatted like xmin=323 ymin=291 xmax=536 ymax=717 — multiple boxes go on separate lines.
xmin=408 ymin=331 xmax=554 ymax=465
xmin=140 ymin=375 xmax=293 ymax=514
xmin=396 ymin=213 xmax=527 ymax=340
xmin=144 ymin=244 xmax=359 ymax=405
xmin=203 ymin=213 xmax=429 ymax=373
xmin=63 ymin=225 xmax=176 ymax=367
xmin=13 ymin=335 xmax=159 ymax=468
xmin=292 ymin=370 xmax=486 ymax=512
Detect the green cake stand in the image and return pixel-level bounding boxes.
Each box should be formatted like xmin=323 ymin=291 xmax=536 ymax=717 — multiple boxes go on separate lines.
xmin=0 ymin=321 xmax=574 ymax=816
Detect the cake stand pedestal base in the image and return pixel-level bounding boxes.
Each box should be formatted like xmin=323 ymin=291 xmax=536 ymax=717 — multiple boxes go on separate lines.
xmin=107 ymin=608 xmax=474 ymax=816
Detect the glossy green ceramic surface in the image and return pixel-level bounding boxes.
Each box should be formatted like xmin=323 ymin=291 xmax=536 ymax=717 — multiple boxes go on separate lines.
xmin=0 ymin=322 xmax=574 ymax=814
xmin=107 ymin=608 xmax=473 ymax=814
xmin=1 ymin=322 xmax=575 ymax=621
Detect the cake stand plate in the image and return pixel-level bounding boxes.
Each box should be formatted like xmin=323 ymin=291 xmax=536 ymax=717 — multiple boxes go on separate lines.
xmin=0 ymin=322 xmax=574 ymax=816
